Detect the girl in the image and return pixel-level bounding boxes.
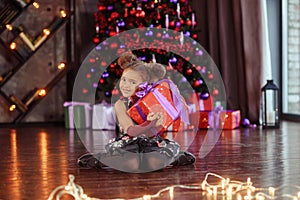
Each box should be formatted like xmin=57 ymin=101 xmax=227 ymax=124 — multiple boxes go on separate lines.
xmin=77 ymin=52 xmax=195 ymax=172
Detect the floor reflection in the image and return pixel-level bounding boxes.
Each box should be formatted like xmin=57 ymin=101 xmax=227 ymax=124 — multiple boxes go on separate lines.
xmin=75 ymin=129 xmax=117 ymax=153
xmin=1 ymin=122 xmax=300 ymax=199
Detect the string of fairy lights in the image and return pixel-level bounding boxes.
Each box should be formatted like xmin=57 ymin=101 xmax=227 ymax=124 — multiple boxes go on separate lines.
xmin=2 ymin=1 xmax=68 ymax=113
xmin=47 ymin=173 xmax=300 ymax=200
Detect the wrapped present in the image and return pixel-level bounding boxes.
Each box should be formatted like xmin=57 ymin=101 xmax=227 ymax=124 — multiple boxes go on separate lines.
xmin=190 ymin=111 xmax=210 ymax=129
xmin=92 ymin=102 xmax=116 ymax=130
xmin=127 ymin=79 xmax=189 ymax=134
xmin=166 ymin=119 xmax=194 ymax=132
xmin=190 ymin=109 xmax=241 ymax=130
xmin=64 ymin=102 xmax=92 ymax=129
xmin=219 ymin=110 xmax=240 ymax=129
xmin=188 ymin=92 xmax=214 ymax=111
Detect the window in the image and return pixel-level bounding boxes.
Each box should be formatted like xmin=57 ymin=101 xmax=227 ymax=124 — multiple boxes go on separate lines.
xmin=282 ymin=0 xmax=300 ymax=116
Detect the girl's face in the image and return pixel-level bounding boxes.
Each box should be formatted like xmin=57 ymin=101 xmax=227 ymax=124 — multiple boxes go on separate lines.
xmin=119 ymin=68 xmax=145 ymax=98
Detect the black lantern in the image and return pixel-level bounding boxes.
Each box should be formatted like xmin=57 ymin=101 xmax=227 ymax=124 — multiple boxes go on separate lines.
xmin=261 ymin=80 xmax=280 ymax=128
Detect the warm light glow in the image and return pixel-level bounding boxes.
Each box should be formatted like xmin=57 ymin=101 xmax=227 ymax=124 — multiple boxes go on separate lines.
xmin=10 ymin=130 xmax=21 ymax=200
xmin=43 ymin=29 xmax=51 ymax=36
xmin=221 ymin=179 xmax=225 ymax=190
xmin=9 ymin=104 xmax=16 ymax=111
xmin=39 ymin=132 xmax=49 ymax=198
xmin=169 ymin=186 xmax=174 ymax=200
xmin=48 ymin=172 xmax=300 ymax=200
xmin=6 ymin=24 xmax=13 ymax=31
xmin=10 ymin=42 xmax=16 ymax=50
xmin=32 ymin=2 xmax=39 ymax=8
xmin=143 ymin=195 xmax=151 ymax=200
xmin=268 ymin=187 xmax=275 ymax=196
xmin=60 ymin=9 xmax=67 ymax=18
xmin=247 ymin=177 xmax=251 ymax=185
xmin=57 ymin=62 xmax=66 ymax=70
xmin=38 ymin=89 xmax=47 ymax=97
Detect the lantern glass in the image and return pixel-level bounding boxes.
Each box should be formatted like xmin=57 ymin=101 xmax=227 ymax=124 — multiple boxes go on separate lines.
xmin=261 ymin=80 xmax=279 ymax=128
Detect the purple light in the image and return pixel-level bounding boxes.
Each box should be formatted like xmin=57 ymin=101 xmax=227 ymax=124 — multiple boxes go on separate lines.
xmin=200 ymin=92 xmax=209 ymax=100
xmin=102 ymin=41 xmax=108 ymax=46
xmin=201 ymin=67 xmax=206 ymax=74
xmin=196 ymin=50 xmax=203 ymax=56
xmin=169 ymin=57 xmax=177 ymax=63
xmin=145 ymin=30 xmax=153 ymax=36
xmin=175 ymin=21 xmax=181 ymax=27
xmin=118 ymin=21 xmax=125 ymax=27
xmin=184 ymin=31 xmax=191 ymax=37
xmin=181 ymin=77 xmax=187 ymax=82
xmin=95 ymin=45 xmax=101 ymax=50
xmin=192 ymin=41 xmax=197 ymax=45
xmin=170 ymin=0 xmax=177 ymax=3
xmin=92 ymin=83 xmax=98 ymax=88
xmin=119 ymin=44 xmax=125 ymax=48
xmin=162 ymin=33 xmax=169 ymax=39
xmin=139 ymin=56 xmax=147 ymax=61
xmin=102 ymin=72 xmax=109 ymax=78
xmin=90 ymin=68 xmax=95 ymax=73
xmin=107 ymin=5 xmax=114 ymax=10
xmin=105 ymin=91 xmax=111 ymax=97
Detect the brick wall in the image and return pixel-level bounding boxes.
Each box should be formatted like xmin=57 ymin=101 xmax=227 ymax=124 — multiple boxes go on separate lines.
xmin=287 ymin=0 xmax=300 ymax=112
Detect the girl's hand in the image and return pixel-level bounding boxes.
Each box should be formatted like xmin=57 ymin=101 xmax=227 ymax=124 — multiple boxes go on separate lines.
xmin=147 ymin=112 xmax=164 ymax=127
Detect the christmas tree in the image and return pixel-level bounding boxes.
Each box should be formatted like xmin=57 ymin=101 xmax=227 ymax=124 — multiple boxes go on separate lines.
xmin=79 ymin=0 xmax=222 ymax=104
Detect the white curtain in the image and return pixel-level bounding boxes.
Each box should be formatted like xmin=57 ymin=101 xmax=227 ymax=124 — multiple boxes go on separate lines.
xmin=261 ymin=0 xmax=273 ymax=86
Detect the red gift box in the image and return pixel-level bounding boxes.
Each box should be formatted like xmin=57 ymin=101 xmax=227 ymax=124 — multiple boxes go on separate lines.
xmin=127 ymin=80 xmax=189 ymax=133
xmin=219 ymin=110 xmax=240 ymax=129
xmin=166 ymin=119 xmax=194 ymax=132
xmin=190 ymin=111 xmax=210 ymax=129
xmin=190 ymin=110 xmax=240 ymax=130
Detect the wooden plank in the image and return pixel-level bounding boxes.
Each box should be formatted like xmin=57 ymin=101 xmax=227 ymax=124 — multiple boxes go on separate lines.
xmin=0 ymin=121 xmax=299 ymax=199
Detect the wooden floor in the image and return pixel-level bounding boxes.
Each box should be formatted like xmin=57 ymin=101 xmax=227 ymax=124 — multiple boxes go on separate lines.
xmin=0 ymin=121 xmax=300 ymax=200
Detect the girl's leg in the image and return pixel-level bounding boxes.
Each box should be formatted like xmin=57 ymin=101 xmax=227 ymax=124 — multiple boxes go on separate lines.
xmin=77 ymin=151 xmax=140 ymax=172
xmin=101 ymin=152 xmax=140 ymax=172
xmin=140 ymin=148 xmax=174 ymax=171
xmin=170 ymin=151 xmax=196 ymax=166
xmin=77 ymin=152 xmax=107 ymax=169
xmin=141 ymin=153 xmax=169 ymax=171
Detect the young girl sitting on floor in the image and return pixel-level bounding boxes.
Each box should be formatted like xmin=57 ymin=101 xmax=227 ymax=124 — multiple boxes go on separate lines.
xmin=77 ymin=52 xmax=195 ymax=172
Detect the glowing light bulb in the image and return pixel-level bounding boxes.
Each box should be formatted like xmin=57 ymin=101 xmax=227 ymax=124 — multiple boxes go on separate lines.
xmin=169 ymin=186 xmax=174 ymax=200
xmin=9 ymin=105 xmax=16 ymax=111
xmin=32 ymin=2 xmax=39 ymax=8
xmin=247 ymin=177 xmax=252 ymax=186
xmin=268 ymin=187 xmax=275 ymax=196
xmin=213 ymin=186 xmax=217 ymax=195
xmin=57 ymin=62 xmax=65 ymax=70
xmin=201 ymin=182 xmax=206 ymax=190
xmin=60 ymin=9 xmax=67 ymax=18
xmin=10 ymin=42 xmax=16 ymax=50
xmin=6 ymin=24 xmax=13 ymax=31
xmin=221 ymin=179 xmax=225 ymax=190
xmin=43 ymin=29 xmax=51 ymax=36
xmin=38 ymin=89 xmax=46 ymax=97
xmin=143 ymin=195 xmax=151 ymax=200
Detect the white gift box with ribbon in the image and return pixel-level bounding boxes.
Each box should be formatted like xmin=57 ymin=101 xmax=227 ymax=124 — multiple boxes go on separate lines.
xmin=92 ymin=103 xmax=116 ymax=130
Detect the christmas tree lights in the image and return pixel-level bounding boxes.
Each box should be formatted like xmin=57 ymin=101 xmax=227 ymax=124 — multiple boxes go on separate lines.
xmin=84 ymin=0 xmax=221 ymax=103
